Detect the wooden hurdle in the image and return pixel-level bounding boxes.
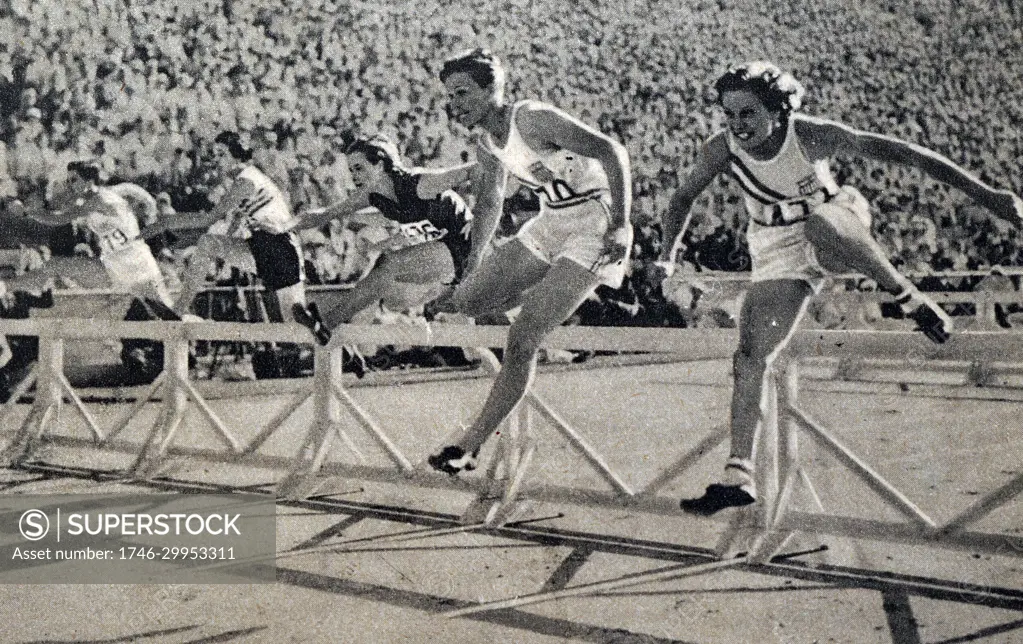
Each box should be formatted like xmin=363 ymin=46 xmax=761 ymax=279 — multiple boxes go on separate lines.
xmin=3 ymin=317 xmax=1023 ymax=613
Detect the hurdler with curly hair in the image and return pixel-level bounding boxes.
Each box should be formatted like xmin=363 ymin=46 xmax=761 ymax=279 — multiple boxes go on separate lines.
xmin=288 ymin=134 xmax=475 ymax=339
xmin=658 ymin=61 xmax=1023 ymax=515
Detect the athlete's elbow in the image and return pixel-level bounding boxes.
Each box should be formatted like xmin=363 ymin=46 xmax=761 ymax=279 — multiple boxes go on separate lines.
xmin=601 ymin=138 xmax=630 ymax=173
xmin=667 ymin=191 xmax=694 ymax=216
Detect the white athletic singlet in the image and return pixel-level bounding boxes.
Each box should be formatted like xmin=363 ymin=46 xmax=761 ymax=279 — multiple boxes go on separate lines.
xmin=726 ymin=115 xmax=840 ymax=226
xmin=77 ymin=187 xmax=168 ymax=301
xmin=77 ymin=188 xmax=143 ymax=256
xmin=231 ymin=165 xmax=295 ymax=235
xmin=481 ymin=100 xmax=610 ymax=212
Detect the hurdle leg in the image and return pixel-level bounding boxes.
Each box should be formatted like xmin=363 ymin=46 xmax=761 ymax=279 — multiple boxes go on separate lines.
xmin=242 ymin=388 xmax=312 ymax=454
xmin=485 ymin=404 xmax=539 ymax=526
xmin=459 ymin=405 xmax=520 ymax=525
xmin=102 ymin=371 xmax=166 ymax=444
xmin=277 ymin=346 xmax=342 ymax=499
xmin=526 ymin=390 xmax=634 ymax=497
xmin=787 ymin=403 xmax=937 ymax=528
xmin=130 ymin=340 xmax=190 ymax=478
xmin=748 ymin=360 xmax=805 ymax=563
xmin=1 ymin=339 xmax=64 ymax=466
xmin=0 ymin=364 xmax=38 ymax=435
xmin=331 ymin=382 xmax=412 ymax=472
xmin=457 ymin=353 xmax=537 ymax=526
xmin=58 ymin=373 xmax=104 ymax=442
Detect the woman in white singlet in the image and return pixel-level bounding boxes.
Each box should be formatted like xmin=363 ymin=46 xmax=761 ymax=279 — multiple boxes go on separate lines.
xmin=169 ymin=131 xmax=312 ymax=326
xmin=427 ymin=49 xmax=633 ymax=475
xmin=4 ymin=161 xmax=173 ymax=312
xmin=658 ymin=62 xmax=1023 ymax=515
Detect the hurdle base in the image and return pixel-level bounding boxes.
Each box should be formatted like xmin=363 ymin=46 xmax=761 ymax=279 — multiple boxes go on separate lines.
xmin=0 ymin=404 xmax=57 ymax=467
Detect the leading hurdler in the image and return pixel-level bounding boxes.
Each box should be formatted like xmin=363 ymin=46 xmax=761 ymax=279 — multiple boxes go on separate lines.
xmin=658 ymin=62 xmax=1023 ymax=515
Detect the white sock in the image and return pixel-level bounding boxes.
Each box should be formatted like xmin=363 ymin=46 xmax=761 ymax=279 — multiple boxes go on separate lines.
xmin=722 ymin=457 xmax=756 ymax=496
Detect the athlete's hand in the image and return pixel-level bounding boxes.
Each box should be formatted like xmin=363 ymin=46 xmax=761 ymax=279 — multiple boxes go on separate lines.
xmin=981 ymin=188 xmax=1023 ymax=226
xmin=601 ymin=226 xmax=631 ymax=266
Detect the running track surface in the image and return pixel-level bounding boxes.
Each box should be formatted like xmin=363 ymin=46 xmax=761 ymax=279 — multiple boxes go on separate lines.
xmin=1 ymin=360 xmax=1022 ymax=643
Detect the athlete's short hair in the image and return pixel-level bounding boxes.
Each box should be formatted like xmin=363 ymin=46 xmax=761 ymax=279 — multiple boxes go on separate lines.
xmin=67 ymin=160 xmax=103 ymax=184
xmin=345 ymin=135 xmax=406 ymax=174
xmin=714 ymin=62 xmax=805 ymax=115
xmin=214 ymin=130 xmax=253 ymax=162
xmin=439 ymin=48 xmax=505 ymax=96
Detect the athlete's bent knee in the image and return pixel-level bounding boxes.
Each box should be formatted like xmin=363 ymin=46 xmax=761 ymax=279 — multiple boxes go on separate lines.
xmin=504 ymin=327 xmax=543 ymax=366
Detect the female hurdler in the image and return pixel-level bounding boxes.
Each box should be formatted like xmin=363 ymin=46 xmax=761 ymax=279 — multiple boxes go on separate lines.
xmin=659 ymin=62 xmax=1023 ymax=515
xmin=427 ymin=49 xmax=633 ymax=474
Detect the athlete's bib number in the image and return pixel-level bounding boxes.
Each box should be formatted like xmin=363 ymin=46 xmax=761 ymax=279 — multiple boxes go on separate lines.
xmin=534 ymin=179 xmax=580 ymax=206
xmin=399 ymin=221 xmax=446 ymax=244
xmin=99 ymin=228 xmax=130 ymax=252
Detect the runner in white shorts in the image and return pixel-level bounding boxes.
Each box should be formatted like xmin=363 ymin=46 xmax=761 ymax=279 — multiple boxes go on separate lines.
xmin=1 ymin=162 xmax=177 ymax=368
xmin=4 ymin=160 xmax=174 ymax=314
xmin=656 ymin=61 xmax=1023 ymax=515
xmin=427 ymin=49 xmax=633 ymax=475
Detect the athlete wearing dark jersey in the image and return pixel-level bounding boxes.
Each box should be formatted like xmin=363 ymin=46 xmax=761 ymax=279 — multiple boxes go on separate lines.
xmin=290 ymin=135 xmax=476 ymax=345
xmin=367 ymin=169 xmax=473 ymax=279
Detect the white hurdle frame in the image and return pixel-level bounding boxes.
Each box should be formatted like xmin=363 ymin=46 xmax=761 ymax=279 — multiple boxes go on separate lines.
xmin=2 ymin=319 xmax=1023 ymax=582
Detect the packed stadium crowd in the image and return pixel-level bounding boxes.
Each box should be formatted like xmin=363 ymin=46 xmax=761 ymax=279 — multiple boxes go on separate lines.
xmin=0 ymin=0 xmax=1021 ymax=382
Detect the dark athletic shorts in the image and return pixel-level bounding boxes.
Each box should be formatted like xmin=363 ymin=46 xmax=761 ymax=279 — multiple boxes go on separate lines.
xmin=247 ymin=230 xmax=304 ymax=290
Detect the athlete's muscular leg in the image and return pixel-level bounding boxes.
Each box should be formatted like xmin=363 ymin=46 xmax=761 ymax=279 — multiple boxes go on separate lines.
xmin=173 ymin=235 xmax=233 ymax=317
xmin=443 ymin=240 xmax=549 ymax=317
xmin=806 ymin=195 xmax=952 ymax=342
xmin=273 ymin=283 xmax=307 ymax=323
xmin=455 ymin=258 xmax=601 ymax=456
xmin=6 ymin=256 xmax=110 ymax=293
xmin=319 ymin=243 xmax=455 ymax=328
xmin=730 ymin=279 xmax=813 ymax=465
xmin=805 ymin=197 xmax=911 ymax=294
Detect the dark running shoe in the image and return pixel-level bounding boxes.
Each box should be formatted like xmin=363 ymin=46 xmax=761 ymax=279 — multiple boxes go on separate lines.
xmin=895 ymin=290 xmax=953 ymax=344
xmin=427 ymin=445 xmax=478 ymax=476
xmin=341 ymin=346 xmax=367 ymax=379
xmin=28 ymin=288 xmax=54 ymax=309
xmin=293 ymin=303 xmax=332 ymax=346
xmin=680 ymin=484 xmax=756 ymax=516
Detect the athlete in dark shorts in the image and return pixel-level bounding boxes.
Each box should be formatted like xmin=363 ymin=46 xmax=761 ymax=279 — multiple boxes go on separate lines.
xmin=290 ymin=135 xmax=474 ymax=344
xmin=162 ymin=131 xmax=313 ymax=326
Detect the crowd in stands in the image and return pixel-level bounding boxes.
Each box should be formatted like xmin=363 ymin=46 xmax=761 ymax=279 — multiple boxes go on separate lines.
xmin=0 ymin=0 xmax=1021 ymax=380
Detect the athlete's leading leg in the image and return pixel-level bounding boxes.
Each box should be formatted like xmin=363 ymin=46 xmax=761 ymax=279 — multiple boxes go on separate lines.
xmin=274 ymin=283 xmax=307 ymax=323
xmin=806 ymin=194 xmax=952 ymax=342
xmin=5 ymin=256 xmax=109 ymax=294
xmin=681 ymin=278 xmax=813 ymax=515
xmin=318 ymin=243 xmax=456 ymax=328
xmin=429 ymin=257 xmax=601 ymax=474
xmin=443 ymin=240 xmax=550 ymax=318
xmin=173 ymin=235 xmax=237 ymax=317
